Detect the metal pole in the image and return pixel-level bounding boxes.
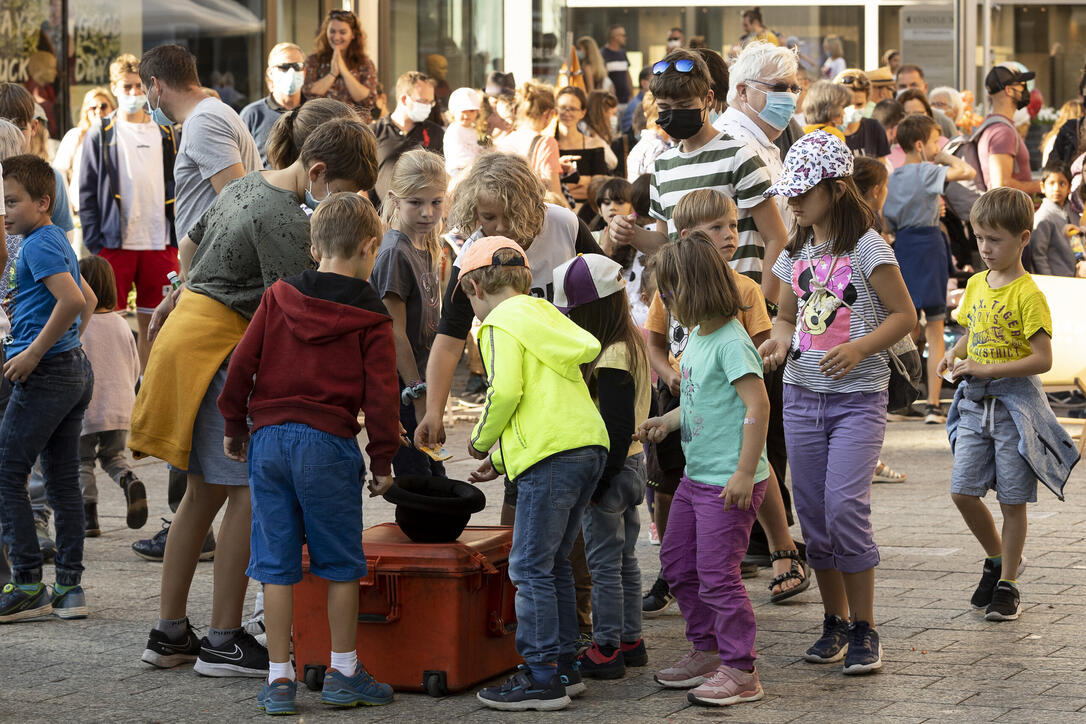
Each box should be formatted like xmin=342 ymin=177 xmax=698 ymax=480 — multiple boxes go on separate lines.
xmin=983 ymin=0 xmax=991 ymax=110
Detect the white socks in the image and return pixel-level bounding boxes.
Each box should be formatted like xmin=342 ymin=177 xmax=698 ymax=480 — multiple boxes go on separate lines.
xmin=330 ymin=650 xmax=358 ymax=677
xmin=268 ymin=660 xmax=295 ymax=684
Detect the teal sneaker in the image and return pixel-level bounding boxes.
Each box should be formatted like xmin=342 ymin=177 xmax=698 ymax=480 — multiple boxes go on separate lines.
xmin=52 ymin=585 xmax=88 ymax=620
xmin=0 ymin=582 xmax=52 ymax=623
xmin=321 ymin=666 xmax=393 ymax=707
xmin=257 ymin=678 xmax=296 ymax=715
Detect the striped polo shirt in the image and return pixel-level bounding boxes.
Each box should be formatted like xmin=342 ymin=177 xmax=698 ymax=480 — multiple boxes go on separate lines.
xmin=649 ymin=130 xmax=773 ymax=282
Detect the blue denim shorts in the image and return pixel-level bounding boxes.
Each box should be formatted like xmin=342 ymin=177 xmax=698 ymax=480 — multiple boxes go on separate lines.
xmin=169 ymin=364 xmax=248 ymax=487
xmin=950 ymin=396 xmax=1037 ymax=504
xmin=246 ymin=423 xmax=367 ymax=585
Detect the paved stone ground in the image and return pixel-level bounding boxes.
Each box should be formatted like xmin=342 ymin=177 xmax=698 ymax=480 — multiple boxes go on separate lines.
xmin=4 ymin=406 xmax=1086 ymax=724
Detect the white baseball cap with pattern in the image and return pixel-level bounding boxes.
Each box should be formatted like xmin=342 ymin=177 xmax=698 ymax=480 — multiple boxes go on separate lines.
xmin=764 ymin=130 xmax=854 ymax=198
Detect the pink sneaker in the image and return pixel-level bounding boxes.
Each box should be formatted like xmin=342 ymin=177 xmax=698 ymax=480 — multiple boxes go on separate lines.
xmin=687 ymin=665 xmax=764 ymax=706
xmin=653 ymin=648 xmax=720 ymax=688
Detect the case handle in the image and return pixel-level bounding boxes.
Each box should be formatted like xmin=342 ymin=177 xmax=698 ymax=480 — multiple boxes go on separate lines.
xmin=357 ymin=572 xmax=401 ymax=624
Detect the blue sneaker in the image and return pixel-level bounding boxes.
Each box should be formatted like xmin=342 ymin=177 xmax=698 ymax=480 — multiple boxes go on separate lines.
xmin=257 ymin=679 xmax=296 ymax=715
xmin=804 ymin=614 xmax=849 ymax=663
xmin=476 ymin=669 xmax=570 ymax=712
xmin=843 ymin=620 xmax=883 ymax=675
xmin=321 ymin=666 xmax=393 ymax=707
xmin=0 ymin=582 xmax=52 ymax=623
xmin=51 ymin=585 xmax=88 ymax=620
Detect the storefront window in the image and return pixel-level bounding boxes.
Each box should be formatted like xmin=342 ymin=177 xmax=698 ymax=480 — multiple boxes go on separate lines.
xmin=533 ymin=0 xmax=566 ymax=86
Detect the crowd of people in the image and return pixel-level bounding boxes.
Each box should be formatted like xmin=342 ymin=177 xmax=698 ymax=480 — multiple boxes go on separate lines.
xmin=0 ymin=5 xmax=1081 ymax=717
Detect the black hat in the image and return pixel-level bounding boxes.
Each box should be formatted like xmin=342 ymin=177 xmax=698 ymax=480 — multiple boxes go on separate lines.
xmin=383 ymin=476 xmax=486 ymax=543
xmin=985 ymin=63 xmax=1035 ymax=95
xmin=484 ymin=71 xmax=515 ymax=98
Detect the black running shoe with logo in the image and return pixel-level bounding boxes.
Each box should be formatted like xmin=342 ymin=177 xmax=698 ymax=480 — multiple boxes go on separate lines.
xmin=985 ymin=581 xmax=1021 ymax=621
xmin=804 ymin=614 xmax=850 ymax=663
xmin=141 ymin=622 xmax=201 ymax=667
xmin=476 ymin=670 xmax=570 ymax=711
xmin=193 ymin=630 xmax=269 ymax=677
xmin=133 ymin=519 xmax=215 ymax=562
xmin=970 ymin=557 xmax=1002 ymax=609
xmin=0 ymin=582 xmax=52 ymax=623
xmin=642 ymin=577 xmax=674 ymax=617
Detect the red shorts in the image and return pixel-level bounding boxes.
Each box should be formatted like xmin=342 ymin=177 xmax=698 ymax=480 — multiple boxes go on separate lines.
xmin=99 ymin=248 xmax=179 ymax=314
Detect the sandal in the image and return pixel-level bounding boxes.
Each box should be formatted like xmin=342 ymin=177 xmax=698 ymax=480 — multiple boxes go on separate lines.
xmin=768 ymin=549 xmax=811 ymax=604
xmin=873 ymin=460 xmax=906 ymax=483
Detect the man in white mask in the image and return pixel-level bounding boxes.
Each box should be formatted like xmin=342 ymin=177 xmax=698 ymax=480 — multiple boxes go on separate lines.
xmin=372 ymin=70 xmax=445 ymax=205
xmin=78 ymin=53 xmax=180 ymax=373
xmin=241 ymin=43 xmax=306 ymax=167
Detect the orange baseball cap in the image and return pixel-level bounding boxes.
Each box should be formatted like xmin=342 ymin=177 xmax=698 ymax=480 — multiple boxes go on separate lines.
xmin=456 ymin=236 xmax=529 ymax=289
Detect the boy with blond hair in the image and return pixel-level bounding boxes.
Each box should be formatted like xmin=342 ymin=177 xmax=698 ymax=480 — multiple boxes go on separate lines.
xmin=217 ymin=192 xmax=399 ymax=715
xmin=939 ymin=187 xmax=1078 ymax=622
xmin=461 ymin=236 xmax=608 ymax=711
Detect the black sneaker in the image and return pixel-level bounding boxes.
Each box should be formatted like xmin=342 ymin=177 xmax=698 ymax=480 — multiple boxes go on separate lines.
xmin=985 ymin=581 xmax=1021 ymax=621
xmin=193 ymin=630 xmax=269 ymax=677
xmin=577 ymin=642 xmax=626 ymax=679
xmin=923 ymin=404 xmax=946 ymax=424
xmin=0 ymin=582 xmax=52 ymax=623
xmin=804 ymin=614 xmax=849 ymax=663
xmin=620 ymin=638 xmax=648 ymax=667
xmin=843 ymin=620 xmax=882 ymax=675
xmin=120 ymin=471 xmax=148 ymax=529
xmin=133 ymin=519 xmax=215 ymax=562
xmin=141 ymin=622 xmax=201 ymax=667
xmin=970 ymin=557 xmax=1002 ymax=609
xmin=557 ymin=658 xmax=586 ymax=697
xmin=476 ymin=669 xmax=570 ymax=712
xmin=84 ymin=501 xmax=100 ymax=537
xmin=642 ymin=577 xmax=674 ymax=617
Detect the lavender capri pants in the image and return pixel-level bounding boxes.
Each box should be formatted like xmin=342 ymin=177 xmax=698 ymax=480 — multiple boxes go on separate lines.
xmin=660 ymin=475 xmax=767 ymax=670
xmin=782 ymin=384 xmax=887 ymax=574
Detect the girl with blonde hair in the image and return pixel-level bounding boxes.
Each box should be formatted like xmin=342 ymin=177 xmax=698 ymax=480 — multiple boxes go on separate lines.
xmin=371 ymin=149 xmax=450 ymax=477
xmin=53 ymin=87 xmax=114 ymax=210
xmin=576 ymin=37 xmax=612 ymax=95
xmin=495 ymin=82 xmax=570 ymax=202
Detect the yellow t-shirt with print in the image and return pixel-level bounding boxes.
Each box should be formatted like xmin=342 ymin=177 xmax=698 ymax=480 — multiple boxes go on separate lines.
xmin=959 ymin=271 xmax=1052 ymax=364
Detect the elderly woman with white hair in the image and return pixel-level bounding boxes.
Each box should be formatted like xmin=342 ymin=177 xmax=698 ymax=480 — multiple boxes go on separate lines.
xmin=928 ymin=86 xmax=964 ymax=129
xmin=712 ymin=40 xmax=811 ymax=605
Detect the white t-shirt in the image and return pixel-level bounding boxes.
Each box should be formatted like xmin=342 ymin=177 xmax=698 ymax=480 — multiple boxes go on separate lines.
xmin=116 ymin=118 xmax=168 ymax=251
xmin=716 ymin=107 xmax=797 ymax=241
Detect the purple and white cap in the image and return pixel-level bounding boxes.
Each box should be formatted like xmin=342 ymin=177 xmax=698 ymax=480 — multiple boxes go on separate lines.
xmin=552 ymin=254 xmax=626 ymax=313
xmin=764 ymin=130 xmax=854 ymax=198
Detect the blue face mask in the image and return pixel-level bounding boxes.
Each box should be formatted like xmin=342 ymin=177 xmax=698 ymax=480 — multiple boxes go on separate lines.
xmin=305 ymin=176 xmax=330 ymax=210
xmin=146 ymin=87 xmax=173 ymax=126
xmin=750 ymin=85 xmax=798 ymax=131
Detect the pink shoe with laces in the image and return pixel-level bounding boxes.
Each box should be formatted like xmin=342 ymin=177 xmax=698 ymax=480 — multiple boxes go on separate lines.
xmin=653 ymin=648 xmax=720 ymax=688
xmin=687 ymin=665 xmax=764 ymax=706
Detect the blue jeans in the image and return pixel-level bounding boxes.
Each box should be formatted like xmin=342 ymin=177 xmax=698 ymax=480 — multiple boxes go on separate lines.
xmin=0 ymin=349 xmax=94 ymax=585
xmin=393 ymin=380 xmax=446 ymax=478
xmin=508 ymin=445 xmax=606 ymax=665
xmin=582 ymin=453 xmax=645 ymax=647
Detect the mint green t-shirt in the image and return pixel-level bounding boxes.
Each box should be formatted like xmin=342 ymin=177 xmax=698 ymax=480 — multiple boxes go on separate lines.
xmin=680 ymin=318 xmax=770 ymax=486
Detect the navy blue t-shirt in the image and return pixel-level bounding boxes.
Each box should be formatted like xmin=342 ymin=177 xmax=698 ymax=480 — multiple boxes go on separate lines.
xmin=8 ymin=224 xmax=82 ymax=358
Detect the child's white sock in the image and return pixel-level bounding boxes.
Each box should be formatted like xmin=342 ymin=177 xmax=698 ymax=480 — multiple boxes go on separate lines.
xmin=268 ymin=660 xmax=295 ymax=684
xmin=330 ymin=650 xmax=358 ymax=677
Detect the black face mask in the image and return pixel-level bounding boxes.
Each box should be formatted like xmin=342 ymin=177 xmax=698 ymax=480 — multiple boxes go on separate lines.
xmin=1009 ymin=85 xmax=1029 ymax=110
xmin=658 ymin=107 xmax=704 ymax=140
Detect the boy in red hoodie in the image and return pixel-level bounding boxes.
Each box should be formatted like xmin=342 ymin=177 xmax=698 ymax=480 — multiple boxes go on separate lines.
xmin=217 ymin=192 xmax=399 ymax=716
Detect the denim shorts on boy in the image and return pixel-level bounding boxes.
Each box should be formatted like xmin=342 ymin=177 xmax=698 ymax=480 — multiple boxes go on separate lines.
xmin=169 ymin=364 xmax=248 ymax=486
xmin=950 ymin=396 xmax=1037 ymax=504
xmin=0 ymin=348 xmax=94 ymax=586
xmin=582 ymin=453 xmax=645 ymax=647
xmin=246 ymin=422 xmax=367 ymax=585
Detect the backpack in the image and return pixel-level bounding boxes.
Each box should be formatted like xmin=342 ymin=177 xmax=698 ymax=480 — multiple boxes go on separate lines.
xmin=942 ymin=114 xmax=1022 ymax=219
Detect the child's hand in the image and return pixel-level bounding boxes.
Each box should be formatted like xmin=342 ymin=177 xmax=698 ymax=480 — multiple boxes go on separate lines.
xmin=3 ymin=348 xmax=41 ymax=383
xmin=223 ymin=433 xmax=250 ymax=462
xmin=468 ymin=442 xmax=489 ymax=460
xmin=936 ymin=351 xmax=957 ymax=380
xmin=952 ymin=357 xmax=987 ymax=379
xmin=664 ymin=369 xmax=681 ymax=397
xmin=469 ymin=457 xmax=499 ymax=483
xmin=1065 ymin=223 xmax=1080 ymax=238
xmin=368 ymin=474 xmax=394 ymax=497
xmin=634 ymin=417 xmax=670 ymax=444
xmin=819 ymin=341 xmax=863 ymax=380
xmin=719 ymin=471 xmax=755 ymax=511
xmin=608 ymin=213 xmax=638 ymax=246
xmin=758 ymin=338 xmax=787 ymax=370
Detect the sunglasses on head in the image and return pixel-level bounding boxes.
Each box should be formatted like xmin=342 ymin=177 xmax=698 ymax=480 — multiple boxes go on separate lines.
xmin=748 ymin=78 xmax=801 ymax=94
xmin=653 ymin=58 xmax=695 ymax=75
xmin=329 ymin=9 xmax=354 ymax=20
xmin=274 ymin=62 xmax=304 ymax=72
xmin=838 ymin=75 xmax=870 ymax=90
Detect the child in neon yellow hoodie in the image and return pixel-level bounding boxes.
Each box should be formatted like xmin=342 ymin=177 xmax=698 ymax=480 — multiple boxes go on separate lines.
xmin=461 ymin=237 xmax=608 ymax=712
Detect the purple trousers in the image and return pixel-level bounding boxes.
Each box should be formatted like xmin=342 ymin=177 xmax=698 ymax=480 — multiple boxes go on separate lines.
xmin=782 ymin=384 xmax=886 ymax=574
xmin=660 ymin=475 xmax=766 ymax=670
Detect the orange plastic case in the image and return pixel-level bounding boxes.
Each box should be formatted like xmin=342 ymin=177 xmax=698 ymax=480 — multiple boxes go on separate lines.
xmin=292 ymin=523 xmax=520 ymax=696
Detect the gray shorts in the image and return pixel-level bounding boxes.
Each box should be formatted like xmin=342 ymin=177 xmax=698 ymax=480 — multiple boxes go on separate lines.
xmin=167 ymin=363 xmax=249 ymax=487
xmin=950 ymin=396 xmax=1037 ymax=504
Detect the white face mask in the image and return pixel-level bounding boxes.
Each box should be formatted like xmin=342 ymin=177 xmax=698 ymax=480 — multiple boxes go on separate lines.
xmin=118 ymin=93 xmax=146 ymax=115
xmin=667 ymin=39 xmax=681 ymax=49
xmin=271 ymin=68 xmax=304 ymax=97
xmin=842 ymin=105 xmax=863 ymax=126
xmin=407 ymin=97 xmax=433 ymax=122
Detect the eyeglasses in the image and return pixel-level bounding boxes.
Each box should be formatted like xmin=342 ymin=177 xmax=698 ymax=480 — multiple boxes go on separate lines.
xmin=837 ymin=75 xmax=870 ymax=90
xmin=556 ymin=105 xmax=583 ymax=114
xmin=748 ymin=79 xmax=802 ymax=94
xmin=274 ymin=62 xmax=304 ymax=72
xmin=653 ymin=59 xmax=695 ymax=75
